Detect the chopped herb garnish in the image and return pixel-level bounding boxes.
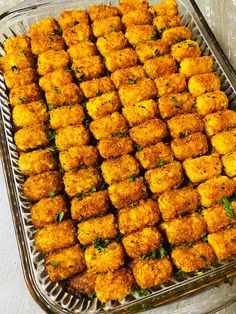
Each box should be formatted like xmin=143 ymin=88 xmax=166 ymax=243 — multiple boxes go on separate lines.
xmin=110 ymin=24 xmax=115 ymax=32
xmin=88 ymin=292 xmax=96 ymax=298
xmin=66 ymin=66 xmax=74 ymax=74
xmin=135 ymin=288 xmax=151 ymax=297
xmin=157 ymin=160 xmax=165 ymax=167
xmin=47 ymin=129 xmax=55 ymax=140
xmin=154 ymin=49 xmax=160 ymax=56
xmin=160 ymin=26 xmax=170 ymax=32
xmin=76 ymin=191 xmax=90 ymax=200
xmin=49 ymin=190 xmax=57 ymax=198
xmin=171 ymin=96 xmax=178 ymax=103
xmin=91 ymin=187 xmax=97 ymax=193
xmin=179 ymin=131 xmax=185 ymax=139
xmin=11 ymin=65 xmax=18 ymax=71
xmin=85 ymin=118 xmax=91 ymax=127
xmin=141 ymin=247 xmax=166 ymax=260
xmin=141 ymin=303 xmax=152 ymax=311
xmin=59 ymin=168 xmax=65 ymax=175
xmin=200 ymin=255 xmax=207 ymax=261
xmin=53 ymin=29 xmax=62 ymax=36
xmin=47 ymin=103 xmax=54 ymax=111
xmin=48 ymin=36 xmax=53 ymax=42
xmin=74 ymin=66 xmax=82 ymax=72
xmin=114 ymin=132 xmax=126 ymax=138
xmin=94 ymin=239 xmax=110 ymax=252
xmin=221 ymin=197 xmax=236 ymax=220
xmin=127 ymin=78 xmax=137 ymax=85
xmin=57 ymin=212 xmax=64 ymax=223
xmin=132 ymin=44 xmax=137 ymax=49
xmin=78 ymin=73 xmax=86 ymax=81
xmin=128 ymin=175 xmax=137 ymax=182
xmin=115 ymin=232 xmax=123 ymax=243
xmin=174 ymin=37 xmax=186 ymax=44
xmin=46 ymin=260 xmax=59 ymax=267
xmin=19 ymin=97 xmax=26 ymax=104
xmin=140 ymin=39 xmax=145 ymax=44
xmin=20 ymin=50 xmax=26 ymax=56
xmin=151 ymin=32 xmax=158 ymax=41
xmin=130 ymin=200 xmax=139 ymax=207
xmin=51 ymin=143 xmax=58 ymax=153
xmin=197 ymin=205 xmax=206 ymax=213
xmin=96 ymin=89 xmax=103 ymax=96
xmin=188 ymin=43 xmax=196 ymax=47
xmin=134 ymin=143 xmax=143 ymax=151
xmin=231 ymin=238 xmax=236 ymax=242
xmin=54 ymin=87 xmax=61 ymax=93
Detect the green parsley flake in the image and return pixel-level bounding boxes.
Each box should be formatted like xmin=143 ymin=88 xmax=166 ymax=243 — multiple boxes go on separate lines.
xmin=94 ymin=239 xmax=110 ymax=252
xmin=114 ymin=132 xmax=126 ymax=138
xmin=127 ymin=78 xmax=137 ymax=84
xmin=151 ymin=32 xmax=158 ymax=41
xmin=47 ymin=129 xmax=55 ymax=140
xmin=47 ymin=103 xmax=54 ymax=111
xmin=141 ymin=247 xmax=166 ymax=260
xmin=135 ymin=288 xmax=151 ymax=297
xmin=48 ymin=37 xmax=53 ymax=42
xmin=128 ymin=175 xmax=137 ymax=182
xmin=91 ymin=187 xmax=97 ymax=193
xmin=179 ymin=131 xmax=185 ymax=139
xmin=49 ymin=190 xmax=57 ymax=198
xmin=19 ymin=97 xmax=26 ymax=104
xmin=54 ymin=87 xmax=61 ymax=93
xmin=53 ymin=29 xmax=62 ymax=36
xmin=157 ymin=160 xmax=165 ymax=167
xmin=96 ymin=89 xmax=103 ymax=96
xmin=110 ymin=24 xmax=115 ymax=32
xmin=174 ymin=37 xmax=186 ymax=44
xmin=221 ymin=197 xmax=236 ymax=220
xmin=46 ymin=261 xmax=59 ymax=267
xmin=57 ymin=212 xmax=64 ymax=223
xmin=188 ymin=43 xmax=196 ymax=47
xmin=134 ymin=143 xmax=143 ymax=151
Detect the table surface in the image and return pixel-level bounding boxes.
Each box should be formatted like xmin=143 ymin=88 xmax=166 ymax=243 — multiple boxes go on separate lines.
xmin=0 ymin=0 xmax=236 ymax=313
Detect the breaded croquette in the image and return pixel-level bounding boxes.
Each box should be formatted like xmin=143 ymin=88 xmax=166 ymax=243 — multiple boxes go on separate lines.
xmin=67 ymin=270 xmax=97 ymax=295
xmin=162 ymin=26 xmax=192 ymax=46
xmin=118 ymin=199 xmax=160 ymax=234
xmin=92 ymin=16 xmax=123 ymax=38
xmin=129 ymin=118 xmax=168 ymax=148
xmin=3 ymin=35 xmax=31 ymax=55
xmin=144 ymin=55 xmax=177 ymax=79
xmin=12 ymin=101 xmax=48 ymax=128
xmin=222 ymin=152 xmax=236 ymax=177
xmin=45 ymin=244 xmax=86 ymax=282
xmin=77 ymin=213 xmax=117 ymax=245
xmin=118 ymin=0 xmax=148 ymax=15
xmin=197 ymin=176 xmax=235 ymax=207
xmin=183 ymin=154 xmax=222 ymax=183
xmin=72 ymin=55 xmax=105 ymax=81
xmin=29 ymin=17 xmax=60 ymax=37
xmin=14 ymin=123 xmax=49 ymax=152
xmin=58 ymin=10 xmax=89 ymax=31
xmin=180 ymin=56 xmax=213 ymax=78
xmin=145 ymin=161 xmax=184 ymax=195
xmin=96 ymin=31 xmax=128 ymax=56
xmin=85 ymin=242 xmax=125 ymax=272
xmin=97 ymin=135 xmax=134 ymax=159
xmin=80 ymin=77 xmax=115 ymax=98
xmin=67 ymin=41 xmax=97 ymax=60
xmin=4 ymin=68 xmax=37 ymax=89
xmin=171 ymin=242 xmax=216 ymax=272
xmin=171 ymin=39 xmax=201 ymax=62
xmin=158 ymin=92 xmax=196 ymax=119
xmin=71 ymin=190 xmax=109 ymax=221
xmin=88 ymin=4 xmax=119 ymax=21
xmin=31 ymin=195 xmax=68 ymax=228
xmin=31 ymin=35 xmax=65 ymax=56
xmin=37 ymin=50 xmax=69 ymax=75
xmin=131 ymin=257 xmax=173 ymax=289
xmin=105 ymin=48 xmax=137 ymax=72
xmin=167 ymin=113 xmax=203 ymax=138
xmin=211 ymin=128 xmax=236 ymax=154
xmin=135 ymin=39 xmax=169 ymax=63
xmin=208 ymin=227 xmax=236 ymax=260
xmin=108 ymin=177 xmax=147 ymax=208
xmin=90 ymin=112 xmax=128 ymax=140
xmin=125 ymin=24 xmax=157 ymax=46
xmin=171 ymin=132 xmax=208 ymax=161
xmin=62 ymin=23 xmax=92 ymax=46
xmin=49 ymin=105 xmax=85 ymax=129
xmin=9 ymin=83 xmax=41 ymax=107
xmin=158 ymin=186 xmax=200 ymax=221
xmin=111 ymin=66 xmax=146 ymax=89
xmin=122 ymin=227 xmax=162 ymax=259
xmin=39 ymin=69 xmax=73 ymax=92
xmin=122 ymin=9 xmax=152 ymax=26
xmin=161 ymin=213 xmax=207 ymax=245
xmin=188 ymin=73 xmax=221 ymax=97
xmin=150 ymin=0 xmax=178 ymax=17
xmin=0 ymin=53 xmax=34 ymax=73
xmin=23 ymin=171 xmax=62 ymax=201
xmin=101 ymin=154 xmax=139 ymax=185
xmin=155 ymin=73 xmax=187 ymax=96
xmin=153 ymin=15 xmax=181 ymax=33
xmin=18 ymin=148 xmax=57 ymax=176
xmin=55 ymin=125 xmax=90 ymax=151
xmin=35 ymin=220 xmax=77 ymax=253
xmin=204 ymin=109 xmax=236 ymax=136
xmin=59 ymin=146 xmax=99 ymax=172
xmin=196 ymin=91 xmax=228 ymax=116
xmin=63 ymin=167 xmax=102 ymax=198
xmin=135 ymin=142 xmax=174 ymax=170
xmin=95 ymin=268 xmax=135 ymax=302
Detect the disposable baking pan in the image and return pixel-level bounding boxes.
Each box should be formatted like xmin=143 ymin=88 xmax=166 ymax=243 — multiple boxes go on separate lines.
xmin=0 ymin=0 xmax=236 ymax=313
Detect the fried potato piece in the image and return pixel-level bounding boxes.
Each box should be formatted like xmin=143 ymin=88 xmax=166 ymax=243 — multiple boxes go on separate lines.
xmin=0 ymin=53 xmax=34 ymax=73
xmin=31 ymin=195 xmax=68 ymax=228
xmin=4 ymin=68 xmax=37 ymax=89
xmin=122 ymin=9 xmax=152 ymax=26
xmin=108 ymin=177 xmax=147 ymax=209
xmin=222 ymin=152 xmax=236 ymax=177
xmin=9 ymin=83 xmax=42 ymax=107
xmin=135 ymin=39 xmax=169 ymax=64
xmin=37 ymin=50 xmax=69 ymax=75
xmin=49 ymin=105 xmax=85 ymax=129
xmin=145 ymin=161 xmax=184 ymax=195
xmin=29 ymin=17 xmax=60 ymax=36
xmin=171 ymin=39 xmax=201 ymax=62
xmin=63 ymin=167 xmax=102 ymax=198
xmin=39 ymin=69 xmax=73 ymax=92
xmin=111 ymin=66 xmax=146 ymax=89
xmin=80 ymin=77 xmax=115 ymax=98
xmin=155 ymin=73 xmax=187 ymax=96
xmin=67 ymin=41 xmax=97 ymax=60
xmin=92 ymin=16 xmax=123 ymax=38
xmin=188 ymin=73 xmax=221 ymax=97
xmin=88 ymin=4 xmax=119 ymax=21
xmin=97 ymin=135 xmax=134 ymax=159
xmin=144 ymin=55 xmax=177 ymax=79
xmin=63 ymin=23 xmax=92 ymax=46
xmin=158 ymin=186 xmax=200 ymax=222
xmin=105 ymin=48 xmax=137 ymax=72
xmin=72 ymin=55 xmax=105 ymax=81
xmin=67 ymin=270 xmax=97 ymax=295
xmin=162 ymin=26 xmax=192 ymax=46
xmin=197 ymin=176 xmax=235 ymax=207
xmin=211 ymin=128 xmax=236 ymax=155
xmin=35 ymin=220 xmax=77 ymax=253
xmin=154 ymin=15 xmax=181 ymax=33
xmin=118 ymin=199 xmax=160 ymax=234
xmin=150 ymin=0 xmax=178 ymax=17
xmin=204 ymin=109 xmax=236 ymax=136
xmin=77 ymin=213 xmax=117 ymax=245
xmin=58 ymin=10 xmax=89 ymax=31
xmin=3 ymin=35 xmax=31 ymax=55
xmin=125 ymin=24 xmax=157 ymax=46
xmin=180 ymin=56 xmax=213 ymax=78
xmin=96 ymin=31 xmax=128 ymax=56
xmin=118 ymin=0 xmax=148 ymax=15
xmin=31 ymin=34 xmax=65 ymax=55
xmin=196 ymin=91 xmax=228 ymax=116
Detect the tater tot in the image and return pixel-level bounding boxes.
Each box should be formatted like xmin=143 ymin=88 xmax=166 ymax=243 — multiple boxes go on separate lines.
xmin=55 ymin=125 xmax=90 ymax=151
xmin=77 ymin=213 xmax=117 ymax=245
xmin=14 ymin=123 xmax=49 ymax=152
xmin=118 ymin=0 xmax=148 ymax=15
xmin=63 ymin=23 xmax=92 ymax=46
xmin=222 ymin=152 xmax=236 ymax=177
xmin=111 ymin=66 xmax=146 ymax=89
xmin=92 ymin=16 xmax=123 ymax=38
xmin=59 ymin=146 xmax=99 ymax=172
xmin=118 ymin=199 xmax=160 ymax=234
xmin=155 ymin=73 xmax=187 ymax=97
xmin=211 ymin=129 xmax=236 ymax=155
xmin=131 ymin=257 xmax=173 ymax=289
xmin=105 ymin=48 xmax=137 ymax=72
xmin=171 ymin=39 xmax=201 ymax=62
xmin=122 ymin=9 xmax=152 ymax=26
xmin=135 ymin=39 xmax=169 ymax=63
xmin=9 ymin=83 xmax=42 ymax=107
xmin=162 ymin=26 xmax=192 ymax=46
xmin=23 ymin=171 xmax=62 ymax=201
xmin=171 ymin=133 xmax=208 ymax=161
xmin=150 ymin=0 xmax=178 ymax=17
xmin=108 ymin=177 xmax=147 ymax=209
xmin=196 ymin=91 xmax=228 ymax=116
xmin=4 ymin=68 xmax=37 ymax=89
xmin=183 ymin=154 xmax=222 ymax=183
xmin=30 ymin=35 xmax=65 ymax=56
xmin=95 ymin=268 xmax=135 ymax=302
xmin=35 ymin=220 xmax=77 ymax=253
xmin=90 ymin=112 xmax=128 ymax=140
xmin=88 ymin=4 xmax=119 ymax=21
xmin=39 ymin=69 xmax=73 ymax=92
xmin=204 ymin=109 xmax=236 ymax=136
xmin=3 ymin=35 xmax=31 ymax=55
xmin=72 ymin=55 xmax=105 ymax=81
xmin=97 ymin=135 xmax=134 ymax=159
xmin=31 ymin=195 xmax=68 ymax=228
xmin=29 ymin=17 xmax=59 ymax=37
xmin=197 ymin=176 xmax=235 ymax=207
xmin=101 ymin=154 xmax=139 ymax=185
xmin=202 ymin=202 xmax=236 ymax=233
xmin=171 ymin=242 xmax=216 ymax=272
xmin=208 ymin=227 xmax=236 ymax=260
xmin=167 ymin=113 xmax=204 ymax=138
xmin=125 ymin=24 xmax=157 ymax=46
xmin=158 ymin=92 xmax=196 ymax=119
xmin=49 ymin=105 xmax=85 ymax=129
xmin=86 ymin=91 xmax=121 ymax=120
xmin=145 ymin=161 xmax=184 ymax=195
xmin=158 ymin=186 xmax=200 ymax=221
xmin=71 ymin=190 xmax=109 ymax=221
xmin=85 ymin=242 xmax=125 ymax=273
xmin=0 ymin=53 xmax=34 ymax=73
xmin=67 ymin=41 xmax=97 ymax=60
xmin=153 ymin=15 xmax=181 ymax=33
xmin=136 ymin=142 xmax=174 ymax=169
xmin=96 ymin=31 xmax=128 ymax=56
xmin=67 ymin=270 xmax=97 ymax=295
xmin=37 ymin=50 xmax=69 ymax=76
xmin=45 ymin=244 xmax=85 ymax=282
xmin=161 ymin=213 xmax=207 ymax=245
xmin=12 ymin=101 xmax=48 ymax=128
xmin=188 ymin=73 xmax=221 ymax=97
xmin=122 ymin=227 xmax=162 ymax=259
xmin=129 ymin=118 xmax=167 ymax=148
xmin=144 ymin=55 xmax=177 ymax=79
xmin=63 ymin=167 xmax=102 ymax=198
xmin=18 ymin=148 xmax=57 ymax=176
xmin=180 ymin=56 xmax=213 ymax=78
xmin=80 ymin=77 xmax=115 ymax=98
xmin=58 ymin=10 xmax=89 ymax=31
